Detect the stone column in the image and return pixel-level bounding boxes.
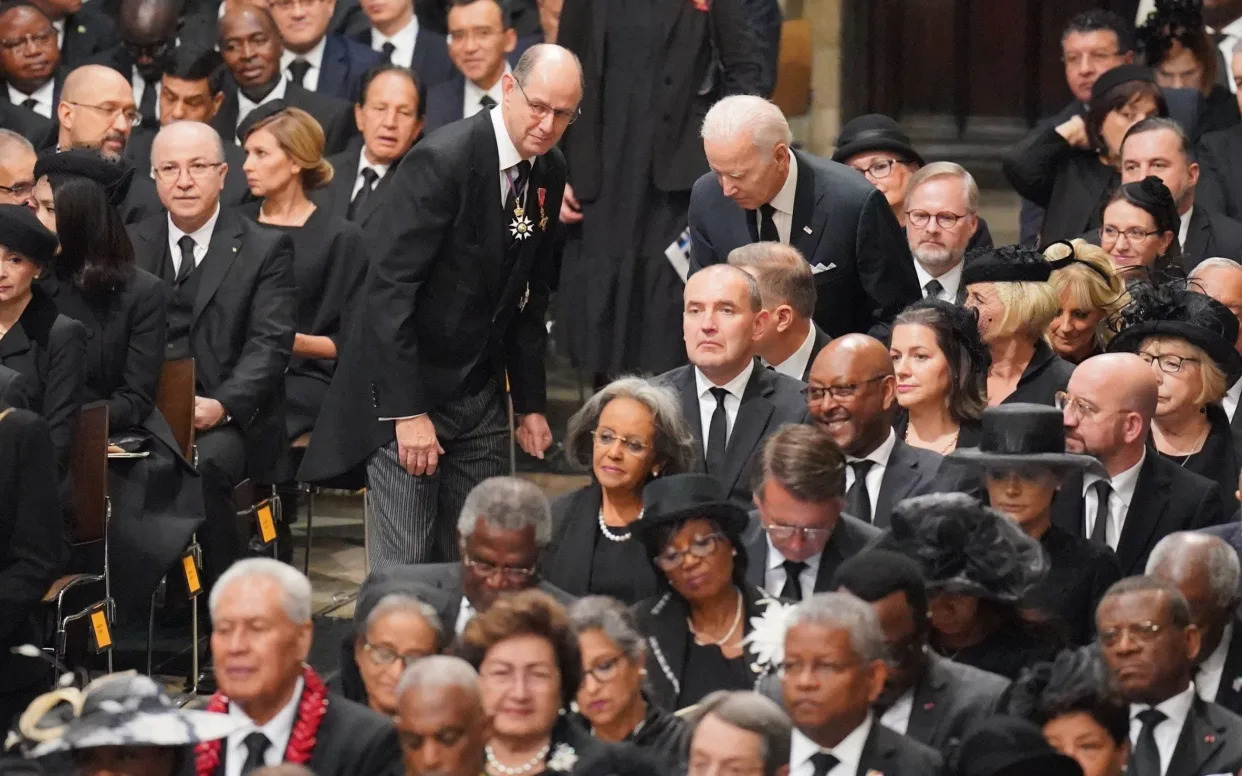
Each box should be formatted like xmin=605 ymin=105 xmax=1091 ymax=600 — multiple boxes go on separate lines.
xmin=805 ymin=0 xmax=842 ymax=156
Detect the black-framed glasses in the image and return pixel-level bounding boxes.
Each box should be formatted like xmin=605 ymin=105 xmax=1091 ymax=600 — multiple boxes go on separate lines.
xmin=582 ymin=653 xmax=626 ymax=684
xmin=153 ymin=161 xmax=223 ymax=182
xmin=763 ymin=524 xmax=833 ymax=542
xmin=801 ymin=374 xmax=888 ymax=404
xmin=1099 ymin=225 xmax=1161 ymax=244
xmin=850 ymin=158 xmax=902 ymax=179
xmin=1098 ymin=620 xmax=1165 ymax=647
xmin=0 ymin=30 xmax=55 ymax=51
xmin=362 ymin=642 xmax=432 ymax=668
xmin=1137 ymin=351 xmax=1201 ymax=374
xmin=514 ymin=79 xmax=580 ymax=124
xmin=654 ymin=533 xmax=725 ymax=570
xmin=461 ymin=554 xmax=537 ymax=582
xmin=65 ymin=101 xmax=142 ymax=127
xmin=906 ymin=210 xmax=969 ymax=229
xmin=0 ymin=181 xmax=35 ymax=198
xmin=591 ymin=429 xmax=649 ymax=456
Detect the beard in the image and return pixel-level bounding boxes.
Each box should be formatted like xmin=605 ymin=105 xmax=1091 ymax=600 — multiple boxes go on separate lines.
xmin=913 ymin=241 xmax=962 ymax=276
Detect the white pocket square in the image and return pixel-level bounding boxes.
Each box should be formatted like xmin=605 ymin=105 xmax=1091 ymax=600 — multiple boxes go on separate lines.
xmin=811 ymin=262 xmax=837 ymax=274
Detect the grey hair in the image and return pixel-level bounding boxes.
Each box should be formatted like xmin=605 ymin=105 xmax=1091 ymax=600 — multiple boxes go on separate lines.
xmin=456 ymin=476 xmax=552 ymax=547
xmin=396 ymin=654 xmax=482 ymax=700
xmin=788 ymin=592 xmax=887 ymax=663
xmin=1146 ymin=532 xmax=1241 ymax=610
xmin=359 ymin=593 xmax=446 ymax=649
xmin=152 ymin=120 xmax=227 ymax=166
xmin=568 ymin=596 xmax=647 ymax=662
xmin=0 ymin=128 xmax=34 ymax=156
xmin=209 ymin=558 xmax=311 ymax=624
xmin=905 ymin=161 xmax=980 ymax=214
xmin=700 ymin=95 xmax=793 ymax=150
xmin=1189 ymin=257 xmax=1242 ymax=279
xmin=686 ymin=691 xmax=792 ymax=776
xmin=563 ymin=376 xmax=696 ymax=475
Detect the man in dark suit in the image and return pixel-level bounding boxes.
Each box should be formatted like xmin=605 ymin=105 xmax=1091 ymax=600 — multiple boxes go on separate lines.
xmin=209 ymin=559 xmax=402 ymax=776
xmin=658 ymin=265 xmax=808 ymax=506
xmin=833 ymin=550 xmax=1009 ymax=753
xmin=270 ymin=0 xmax=381 ymax=103
xmin=807 ymin=334 xmax=981 ymax=529
xmin=350 ymin=0 xmax=456 ymax=89
xmin=0 ymin=128 xmax=36 ymax=207
xmin=28 ymin=0 xmax=115 ymax=69
xmin=1056 ymin=354 xmax=1227 ymax=576
xmin=728 ymin=242 xmax=828 ymax=382
xmin=0 ymin=99 xmax=52 ymax=147
xmin=744 ymin=424 xmax=878 ymax=601
xmin=313 ymin=63 xmax=421 ymax=223
xmin=214 ymin=3 xmax=357 ymax=155
xmin=901 ymin=162 xmax=988 ymax=303
xmin=129 ymin=120 xmax=295 ymax=588
xmin=783 ymin=592 xmax=945 ymax=776
xmin=689 ymin=96 xmax=918 ymax=340
xmin=421 ymin=0 xmax=514 ymax=134
xmin=1097 ymin=576 xmax=1242 ymax=776
xmin=686 ymin=691 xmax=792 ymax=776
xmin=1188 ymin=259 xmax=1242 ymax=461
xmin=86 ymin=0 xmax=181 ymax=128
xmin=0 ymin=2 xmax=63 ymax=120
xmin=298 ymin=45 xmax=577 ymax=567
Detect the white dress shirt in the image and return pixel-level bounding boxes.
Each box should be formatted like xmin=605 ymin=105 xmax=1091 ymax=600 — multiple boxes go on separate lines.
xmin=489 ymin=103 xmax=533 ymax=207
xmin=845 ymin=429 xmax=897 ymax=520
xmin=879 ymin=688 xmax=915 ymax=735
xmin=51 ymin=17 xmax=64 ymax=49
xmin=455 ymin=596 xmax=475 ymax=635
xmin=351 ymin=146 xmax=392 ymax=199
xmin=1179 ymin=206 xmax=1193 ymax=249
xmin=1197 ymin=621 xmax=1234 ymax=703
xmin=224 ymin=677 xmax=304 ymax=776
xmin=769 ymin=324 xmax=817 ymax=382
xmin=790 ymin=714 xmax=872 ymax=776
xmin=132 ymin=65 xmax=160 ymax=121
xmin=694 ymin=360 xmax=755 ymax=451
xmin=1082 ymin=449 xmax=1145 ymax=549
xmin=1223 ymin=378 xmax=1242 ymax=422
xmin=7 ymin=79 xmax=55 ymax=118
xmin=762 ymin=534 xmax=821 ymax=601
xmin=371 ymin=16 xmax=418 ymax=67
xmin=237 ymin=77 xmax=288 ymax=132
xmin=913 ymin=258 xmax=964 ymax=302
xmin=282 ymin=36 xmax=327 ymax=92
xmin=464 ymin=64 xmax=510 ymax=119
xmin=167 ymin=206 xmax=221 ymax=276
xmin=758 ymin=151 xmax=796 ymax=244
xmin=1129 ymin=683 xmax=1196 ymax=776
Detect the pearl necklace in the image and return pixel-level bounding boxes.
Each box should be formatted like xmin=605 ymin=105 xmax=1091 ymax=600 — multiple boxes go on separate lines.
xmin=597 ymin=508 xmax=642 ymax=542
xmin=688 ymin=589 xmax=743 ymax=646
xmin=485 ymin=743 xmax=550 ymax=776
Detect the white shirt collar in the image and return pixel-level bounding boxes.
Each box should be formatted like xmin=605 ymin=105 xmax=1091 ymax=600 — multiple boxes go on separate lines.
xmin=791 ymin=714 xmax=873 ymax=776
xmin=765 ymin=533 xmax=824 ymax=572
xmin=237 ymin=77 xmax=288 ymax=128
xmin=466 ymin=63 xmax=510 ymax=108
xmin=490 ymin=100 xmax=531 ymax=173
xmin=770 ymin=324 xmax=817 ymax=381
xmin=1224 ymin=378 xmax=1242 ymax=422
xmin=1083 ymin=447 xmax=1145 ymax=508
xmin=373 ymin=15 xmax=417 ymax=50
xmin=1180 ymin=206 xmax=1193 ymax=249
xmin=1197 ymin=620 xmax=1234 ymax=703
xmin=913 ymin=257 xmax=964 ymax=301
xmin=770 ymin=151 xmax=797 ymax=216
xmin=168 ymin=204 xmax=221 ymax=252
xmin=358 ymin=145 xmax=391 ymax=180
xmin=455 ymin=596 xmax=475 ymax=635
xmin=226 ymin=676 xmax=304 ymax=772
xmin=848 ymin=428 xmax=897 ymax=468
xmin=695 ymin=359 xmax=756 ymax=399
xmin=282 ymin=35 xmax=327 ymax=73
xmin=7 ymin=78 xmax=55 ymax=109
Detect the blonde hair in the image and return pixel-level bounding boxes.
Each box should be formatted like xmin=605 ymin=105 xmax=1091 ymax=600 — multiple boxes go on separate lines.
xmin=1140 ymin=335 xmax=1228 ymax=405
xmin=994 ymin=280 xmax=1061 ymax=340
xmin=1044 ymin=238 xmax=1130 ymax=347
xmin=247 ymin=107 xmax=334 ymax=190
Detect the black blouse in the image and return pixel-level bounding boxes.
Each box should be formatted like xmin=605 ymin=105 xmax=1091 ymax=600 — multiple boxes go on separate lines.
xmin=545 ymin=484 xmax=661 ymax=604
xmin=999 ymin=338 xmax=1076 ymax=407
xmin=1155 ymin=404 xmax=1239 ymax=511
xmin=1024 ymin=523 xmax=1122 ymax=646
xmin=933 ymin=623 xmax=1060 ymax=680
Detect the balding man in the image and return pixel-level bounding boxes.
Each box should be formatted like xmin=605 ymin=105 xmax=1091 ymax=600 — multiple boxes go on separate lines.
xmin=301 ymin=45 xmax=579 ymax=568
xmin=1147 ymin=532 xmax=1242 ymax=715
xmin=128 ymin=121 xmax=295 ymax=593
xmin=394 ymin=656 xmax=490 ymax=776
xmin=1190 ymin=258 xmax=1242 ymax=456
xmin=806 ymin=334 xmax=979 ymax=527
xmin=1054 ymin=353 xmax=1227 ymax=575
xmin=688 ymin=95 xmax=919 ymax=340
xmin=728 ymin=242 xmax=829 ymax=382
xmin=87 ymin=0 xmax=181 ymax=127
xmin=0 ymin=129 xmax=37 ymax=208
xmin=658 ymin=263 xmax=808 ymax=506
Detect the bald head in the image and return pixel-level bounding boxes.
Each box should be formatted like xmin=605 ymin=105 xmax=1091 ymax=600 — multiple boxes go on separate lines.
xmin=58 ymin=66 xmax=136 ymax=155
xmin=152 ymin=120 xmax=225 ymax=164
xmin=806 ymin=334 xmax=897 ymax=457
xmin=500 ymin=43 xmax=582 ymax=160
xmin=61 ymin=64 xmax=129 ymax=104
xmin=1063 ymin=353 xmax=1157 ymax=475
xmin=1076 ymin=353 xmax=1159 ymax=417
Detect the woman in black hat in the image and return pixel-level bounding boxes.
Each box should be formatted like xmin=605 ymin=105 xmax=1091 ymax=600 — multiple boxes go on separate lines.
xmin=951 ymin=716 xmax=1086 ymax=776
xmin=950 ymin=404 xmax=1122 ymax=646
xmin=963 ymin=245 xmax=1076 ymax=406
xmin=1098 ymin=177 xmax=1183 ymax=279
xmin=1107 ymin=281 xmax=1242 ymax=507
xmin=629 ymin=473 xmax=782 ymax=710
xmin=1003 ymin=647 xmax=1130 ymax=776
xmin=1004 ymin=64 xmax=1168 ymax=243
xmin=879 ymin=492 xmax=1061 ymax=679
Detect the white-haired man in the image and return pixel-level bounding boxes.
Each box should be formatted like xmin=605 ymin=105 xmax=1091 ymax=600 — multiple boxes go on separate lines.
xmin=394 ymin=655 xmax=491 ymax=776
xmin=208 ymin=558 xmax=402 ymax=776
xmin=688 ymin=94 xmax=919 ymax=339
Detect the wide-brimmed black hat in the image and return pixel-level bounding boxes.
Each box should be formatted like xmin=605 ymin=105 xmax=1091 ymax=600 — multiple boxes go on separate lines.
xmin=1090 ymin=63 xmax=1156 ymax=104
xmin=950 ymin=404 xmax=1106 ymax=476
xmin=0 ymin=204 xmax=57 ymax=266
xmin=237 ymin=99 xmax=290 ymax=142
xmin=832 ymin=114 xmax=925 ymax=166
xmin=952 ymin=716 xmax=1084 ymax=776
xmin=962 ymin=244 xmax=1053 ymax=286
xmin=33 ymin=148 xmax=134 ymax=207
xmin=1107 ymin=281 xmax=1242 ymax=384
xmin=632 ymin=473 xmax=749 ymax=547
xmin=880 ymin=493 xmax=1047 ymax=602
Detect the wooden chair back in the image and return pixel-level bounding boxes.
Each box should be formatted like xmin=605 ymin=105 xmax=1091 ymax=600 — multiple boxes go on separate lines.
xmin=157 ymin=359 xmax=196 ymax=461
xmin=70 ymin=401 xmax=109 ymax=544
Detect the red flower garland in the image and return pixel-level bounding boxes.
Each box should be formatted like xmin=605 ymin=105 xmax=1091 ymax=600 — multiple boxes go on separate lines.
xmin=195 ymin=665 xmax=329 ymax=776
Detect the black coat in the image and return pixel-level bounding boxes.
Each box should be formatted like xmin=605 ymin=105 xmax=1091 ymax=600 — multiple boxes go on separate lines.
xmin=856 ymin=721 xmax=945 ymax=776
xmin=127 ymin=207 xmax=297 ymax=480
xmin=350 ymin=27 xmax=456 ymax=89
xmin=0 ymin=100 xmax=54 ymax=149
xmin=799 ymin=324 xmax=832 ymax=382
xmin=543 ymin=484 xmax=662 ymax=603
xmin=210 ymin=80 xmax=357 ymax=156
xmin=742 ymin=508 xmax=880 ymax=598
xmin=1182 ymin=207 xmax=1242 ymax=272
xmin=125 ymin=132 xmax=252 ymax=207
xmin=1024 ymin=523 xmax=1122 ymax=646
xmin=421 ymin=76 xmax=470 ymax=135
xmin=1160 ymin=404 xmax=1240 ymax=513
xmin=315 ymin=34 xmax=383 ymax=103
xmin=0 ymin=365 xmax=29 ymax=408
xmin=1003 ymin=123 xmax=1118 ymax=244
xmin=1198 ymin=124 xmax=1242 ymax=220
xmin=313 ymin=137 xmax=406 ymax=224
xmin=658 ymin=362 xmax=809 ymax=506
xmin=1052 ymin=452 xmax=1228 ymax=575
xmin=871 ymin=437 xmax=984 ymax=529
xmin=1208 ymin=616 xmax=1242 ymax=716
xmin=903 ymin=653 xmax=1008 ymax=753
xmin=299 ymin=109 xmax=565 ymax=482
xmin=689 ymin=150 xmax=919 ymax=340
xmin=117 ymin=174 xmax=165 ymax=226
xmin=1162 ymin=696 xmax=1242 ymax=776
xmin=58 ymin=10 xmax=116 ymax=69
xmin=998 ymin=338 xmax=1076 ymax=407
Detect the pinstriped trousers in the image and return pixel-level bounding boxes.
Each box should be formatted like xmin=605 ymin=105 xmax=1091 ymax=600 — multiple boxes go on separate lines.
xmin=365 ymin=379 xmax=509 ymax=569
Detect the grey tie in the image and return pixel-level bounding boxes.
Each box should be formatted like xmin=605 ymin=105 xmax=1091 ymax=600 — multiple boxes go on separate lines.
xmin=479 ymin=94 xmax=497 ymax=110
xmin=1131 ymin=708 xmax=1166 ymax=776
xmin=287 ymin=58 xmax=311 ymax=87
xmin=1090 ymin=479 xmax=1112 ymax=545
xmin=924 ymin=278 xmax=943 ymax=299
xmin=240 ymin=732 xmax=270 ymax=775
xmin=810 ymin=752 xmax=839 ymax=776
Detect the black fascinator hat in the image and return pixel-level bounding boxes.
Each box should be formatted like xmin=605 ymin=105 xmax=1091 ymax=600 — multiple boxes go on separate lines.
xmin=1106 ymin=280 xmax=1242 ymax=384
xmin=1003 ymin=645 xmax=1130 ymax=744
xmin=1111 ymin=175 xmax=1181 ymax=235
xmin=878 ymin=493 xmax=1048 ymax=603
xmin=962 ymin=244 xmax=1052 ymax=286
xmin=33 ymin=148 xmax=134 ymax=208
xmin=237 ymin=100 xmax=290 ymax=143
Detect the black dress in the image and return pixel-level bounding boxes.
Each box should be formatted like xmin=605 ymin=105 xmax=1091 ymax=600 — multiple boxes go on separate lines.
xmin=1155 ymin=404 xmax=1239 ymax=512
xmin=677 ymin=641 xmax=754 ymax=708
xmin=1002 ymin=124 xmax=1118 ymax=244
xmin=1024 ymin=523 xmax=1122 ymax=646
xmin=545 ymin=485 xmax=661 ymax=604
xmin=999 ymin=339 xmax=1076 ymax=407
xmin=892 ymin=413 xmax=983 ymax=451
xmin=570 ymin=698 xmax=689 ymax=771
xmin=934 ymin=623 xmax=1060 ymax=680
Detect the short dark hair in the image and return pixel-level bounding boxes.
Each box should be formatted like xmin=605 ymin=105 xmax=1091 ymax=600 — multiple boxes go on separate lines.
xmin=1123 ymin=116 xmax=1196 ymax=163
xmin=1102 ymin=178 xmax=1183 ymax=271
xmin=358 ymin=63 xmax=426 ymax=121
xmin=1062 ymin=9 xmax=1136 ymax=54
xmin=751 ymin=424 xmax=846 ymax=502
xmin=831 ymin=549 xmax=929 ymax=626
xmin=1098 ymin=575 xmax=1192 ymax=628
xmin=164 ymin=45 xmax=226 ymax=95
xmin=447 ymin=0 xmax=511 ymax=30
xmin=48 ymin=174 xmax=135 ymax=300
xmin=1085 ymin=79 xmax=1168 ymax=154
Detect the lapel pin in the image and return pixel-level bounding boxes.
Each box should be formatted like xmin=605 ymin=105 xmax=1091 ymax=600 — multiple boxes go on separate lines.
xmin=802 ymin=225 xmax=812 ymax=234
xmin=1206 ymin=733 xmax=1217 ymax=744
xmin=923 ymin=702 xmax=935 ymax=711
xmin=76 ymin=25 xmax=85 ymax=33
xmin=1233 ymin=677 xmax=1242 ymax=692
xmin=232 ymin=247 xmax=237 ymax=252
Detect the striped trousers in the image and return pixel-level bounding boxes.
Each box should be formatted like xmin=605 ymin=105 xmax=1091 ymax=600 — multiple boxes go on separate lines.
xmin=365 ymin=379 xmax=509 ymax=569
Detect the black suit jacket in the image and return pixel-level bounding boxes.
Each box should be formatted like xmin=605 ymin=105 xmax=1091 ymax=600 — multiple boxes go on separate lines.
xmin=872 ymin=438 xmax=983 ymax=529
xmin=1197 ymin=124 xmax=1242 ymax=220
xmin=118 ymin=174 xmax=164 ymax=226
xmin=125 ymin=131 xmax=252 ymax=207
xmin=299 ymin=109 xmax=565 ymax=481
xmin=0 ymin=71 xmax=63 ymax=115
xmin=421 ymin=76 xmax=467 ymax=135
xmin=658 ymin=362 xmax=809 ymax=506
xmin=689 ymin=150 xmax=919 ymax=339
xmin=316 ymin=34 xmax=383 ymax=103
xmin=1183 ymin=206 xmax=1242 ymax=271
xmin=1052 ymin=453 xmax=1228 ymax=576
xmin=0 ymin=100 xmax=54 ymax=149
xmin=1211 ymin=617 xmax=1242 ymax=716
xmin=127 ymin=208 xmax=297 ymax=479
xmin=364 ymin=562 xmax=576 ymax=628
xmin=1003 ymin=123 xmax=1118 ymax=244
xmin=797 ymin=324 xmax=831 ymax=382
xmin=0 ymin=365 xmax=29 ymax=409
xmin=211 ymin=80 xmax=357 ymax=156
xmin=742 ymin=509 xmax=880 ymax=598
xmin=313 ymin=137 xmax=406 ymax=224
xmin=904 ymin=653 xmax=1008 ymax=753
xmin=1163 ymin=696 xmax=1242 ymax=776
xmin=856 ymin=720 xmax=945 ymax=776
xmin=543 ymin=484 xmax=661 ymax=603
xmin=58 ymin=10 xmax=116 ymax=69
xmin=351 ymin=27 xmax=456 ymax=88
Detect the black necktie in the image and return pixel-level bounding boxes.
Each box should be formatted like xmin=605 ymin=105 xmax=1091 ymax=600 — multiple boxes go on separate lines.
xmin=240 ymin=732 xmax=271 ymax=775
xmin=20 ymin=97 xmax=37 ymax=112
xmin=780 ymin=560 xmax=807 ymax=601
xmin=810 ymin=751 xmax=839 ymax=776
xmin=847 ymin=460 xmax=875 ymax=524
xmin=138 ymin=77 xmax=158 ymax=126
xmin=175 ymin=235 xmax=196 ymax=284
xmin=480 ymin=94 xmax=497 ymax=110
xmin=1131 ymin=708 xmax=1166 ymax=776
xmin=705 ymin=387 xmax=729 ymax=477
xmin=923 ymin=278 xmax=943 ymax=299
xmin=287 ymin=59 xmax=311 ymax=87
xmin=380 ymin=41 xmax=396 ymax=63
xmin=1090 ymin=479 xmax=1112 ymax=545
xmin=348 ymin=167 xmax=379 ymax=221
xmin=758 ymin=203 xmax=779 ymax=242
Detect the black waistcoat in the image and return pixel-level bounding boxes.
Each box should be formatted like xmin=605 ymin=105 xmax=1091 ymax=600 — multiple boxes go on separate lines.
xmin=156 ymin=240 xmax=205 ymax=361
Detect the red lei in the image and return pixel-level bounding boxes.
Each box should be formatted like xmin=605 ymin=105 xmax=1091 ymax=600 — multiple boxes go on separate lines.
xmin=195 ymin=665 xmax=329 ymax=776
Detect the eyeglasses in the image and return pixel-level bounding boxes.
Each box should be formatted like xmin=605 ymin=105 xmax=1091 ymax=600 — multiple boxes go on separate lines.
xmin=514 ymin=80 xmax=580 ymax=125
xmin=362 ymin=642 xmax=432 ymax=669
xmin=0 ymin=30 xmax=55 ymax=51
xmin=461 ymin=554 xmax=537 ymax=582
xmin=153 ymin=161 xmax=223 ymax=182
xmin=801 ymin=374 xmax=888 ymax=404
xmin=1137 ymin=351 xmax=1200 ymax=374
xmin=850 ymin=158 xmax=903 ymax=179
xmin=1055 ymin=391 xmax=1107 ymax=421
xmin=591 ymin=429 xmax=649 ymax=456
xmin=65 ymin=101 xmax=142 ymax=127
xmin=763 ymin=524 xmax=833 ymax=542
xmin=582 ymin=653 xmax=625 ymax=684
xmin=654 ymin=533 xmax=726 ymax=571
xmin=1099 ymin=225 xmax=1161 ymax=245
xmin=0 ymin=181 xmax=34 ymax=198
xmin=1098 ymin=620 xmax=1165 ymax=647
xmin=906 ymin=210 xmax=969 ymax=229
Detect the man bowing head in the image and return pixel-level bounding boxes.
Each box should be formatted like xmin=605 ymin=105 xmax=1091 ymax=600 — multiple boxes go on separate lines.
xmin=300 ymin=44 xmax=580 ymax=570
